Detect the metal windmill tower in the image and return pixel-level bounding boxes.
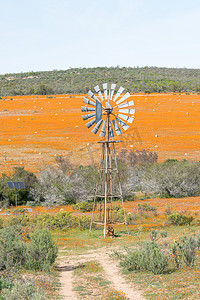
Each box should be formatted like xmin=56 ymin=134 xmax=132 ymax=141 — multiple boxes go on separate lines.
xmin=81 ymin=83 xmax=135 ymax=238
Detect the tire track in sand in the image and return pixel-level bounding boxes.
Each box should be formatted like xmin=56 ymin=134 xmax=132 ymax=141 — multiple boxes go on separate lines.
xmin=58 ymin=248 xmax=144 ymax=300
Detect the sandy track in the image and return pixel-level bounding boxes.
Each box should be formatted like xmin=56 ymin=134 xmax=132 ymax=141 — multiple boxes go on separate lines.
xmin=57 ymin=260 xmax=77 ymax=299
xmin=58 ymin=248 xmax=144 ymax=300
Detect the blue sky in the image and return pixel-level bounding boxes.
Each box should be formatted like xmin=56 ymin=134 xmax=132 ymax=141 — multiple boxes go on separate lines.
xmin=1 ymin=0 xmax=200 ymax=74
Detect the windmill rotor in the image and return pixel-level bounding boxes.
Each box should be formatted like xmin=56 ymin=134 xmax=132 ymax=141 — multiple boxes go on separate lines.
xmin=81 ymin=83 xmax=135 ymax=137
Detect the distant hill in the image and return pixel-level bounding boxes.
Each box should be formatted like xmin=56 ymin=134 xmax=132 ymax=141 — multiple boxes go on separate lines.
xmin=1 ymin=66 xmax=200 ymax=96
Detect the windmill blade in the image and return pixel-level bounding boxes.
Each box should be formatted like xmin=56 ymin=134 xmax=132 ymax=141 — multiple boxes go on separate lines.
xmin=88 ymin=90 xmax=99 ymax=102
xmin=91 ymin=119 xmax=103 ymax=134
xmin=118 ymin=108 xmax=135 ymax=115
xmin=85 ymin=118 xmax=96 ymax=128
xmin=103 ymin=83 xmax=107 ymax=100
xmin=82 ymin=113 xmax=96 ymax=121
xmin=96 ymin=100 xmax=102 ymax=123
xmin=83 ymin=97 xmax=96 ymax=107
xmin=113 ymin=86 xmax=124 ymax=102
xmin=99 ymin=121 xmax=106 ymax=137
xmin=116 ymin=92 xmax=131 ymax=105
xmin=118 ymin=100 xmax=134 ymax=108
xmin=115 ymin=116 xmax=129 ymax=131
xmin=81 ymin=106 xmax=96 ymax=112
xmin=109 ymin=121 xmax=114 ymax=137
xmin=112 ymin=119 xmax=122 ymax=136
xmin=118 ymin=113 xmax=134 ymax=123
xmin=109 ymin=83 xmax=116 ymax=100
xmin=94 ymin=85 xmax=103 ymax=101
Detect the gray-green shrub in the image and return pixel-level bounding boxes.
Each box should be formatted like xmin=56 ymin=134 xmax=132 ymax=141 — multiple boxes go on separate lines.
xmin=1 ymin=279 xmax=45 ymax=300
xmin=115 ymin=241 xmax=169 ymax=274
xmin=25 ymin=229 xmax=58 ymax=270
xmin=0 ymin=226 xmax=26 ymax=270
xmin=171 ymin=235 xmax=197 ymax=268
xmin=167 ymin=213 xmax=194 ymax=225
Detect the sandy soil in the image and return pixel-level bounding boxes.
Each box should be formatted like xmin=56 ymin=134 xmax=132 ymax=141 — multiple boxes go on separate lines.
xmin=58 ymin=248 xmax=144 ymax=300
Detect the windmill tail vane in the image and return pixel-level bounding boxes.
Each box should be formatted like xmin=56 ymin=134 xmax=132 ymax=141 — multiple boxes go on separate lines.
xmin=81 ymin=83 xmax=135 ymax=238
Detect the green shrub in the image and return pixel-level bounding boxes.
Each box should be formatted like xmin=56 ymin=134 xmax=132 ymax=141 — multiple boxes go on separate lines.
xmin=150 ymin=230 xmax=167 ymax=241
xmin=112 ymin=207 xmax=131 ymax=224
xmin=171 ymin=235 xmax=197 ymax=268
xmin=25 ymin=229 xmax=58 ymax=270
xmin=115 ymin=241 xmax=169 ymax=274
xmin=0 ymin=277 xmax=12 ymax=292
xmin=53 ymin=211 xmax=73 ymax=229
xmin=197 ymin=233 xmax=200 ymax=248
xmin=138 ymin=203 xmax=157 ymax=212
xmin=1 ymin=279 xmax=45 ymax=300
xmin=72 ymin=201 xmax=93 ymax=212
xmin=77 ymin=215 xmax=91 ymax=230
xmin=31 ymin=212 xmax=55 ymax=229
xmin=0 ymin=226 xmax=26 ymax=270
xmin=0 ymin=218 xmax=3 ymax=229
xmin=7 ymin=215 xmax=29 ymax=227
xmin=167 ymin=213 xmax=194 ymax=225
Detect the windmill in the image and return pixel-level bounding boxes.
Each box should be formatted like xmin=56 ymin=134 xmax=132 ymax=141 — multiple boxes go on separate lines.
xmin=81 ymin=83 xmax=135 ymax=238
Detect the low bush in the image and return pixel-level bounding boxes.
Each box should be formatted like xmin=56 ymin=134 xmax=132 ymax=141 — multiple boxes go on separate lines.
xmin=167 ymin=213 xmax=194 ymax=226
xmin=115 ymin=241 xmax=169 ymax=274
xmin=171 ymin=235 xmax=198 ymax=268
xmin=72 ymin=201 xmax=93 ymax=212
xmin=1 ymin=279 xmax=45 ymax=300
xmin=25 ymin=229 xmax=58 ymax=270
xmin=112 ymin=206 xmax=131 ymax=224
xmin=138 ymin=203 xmax=157 ymax=213
xmin=0 ymin=226 xmax=26 ymax=270
xmin=150 ymin=229 xmax=167 ymax=241
xmin=0 ymin=225 xmax=57 ymax=271
xmin=0 ymin=219 xmax=3 ymax=229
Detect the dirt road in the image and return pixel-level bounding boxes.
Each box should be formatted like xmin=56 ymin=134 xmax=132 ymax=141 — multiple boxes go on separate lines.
xmin=58 ymin=248 xmax=144 ymax=300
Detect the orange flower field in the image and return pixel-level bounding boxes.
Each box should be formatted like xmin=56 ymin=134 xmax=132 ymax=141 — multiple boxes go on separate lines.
xmin=0 ymin=93 xmax=200 ymax=174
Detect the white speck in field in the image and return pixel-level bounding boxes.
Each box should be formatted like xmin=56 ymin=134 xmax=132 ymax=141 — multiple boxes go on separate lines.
xmin=87 ymin=143 xmax=90 ymax=146
xmin=75 ymin=125 xmax=78 ymax=127
xmin=54 ymin=154 xmax=57 ymax=156
xmin=17 ymin=118 xmax=20 ymax=121
xmin=34 ymin=132 xmax=37 ymax=134
xmin=40 ymin=107 xmax=43 ymax=109
xmin=48 ymin=101 xmax=50 ymax=103
xmin=8 ymin=139 xmax=11 ymax=141
xmin=59 ymin=102 xmax=62 ymax=104
xmin=155 ymin=134 xmax=159 ymax=137
xmin=55 ymin=113 xmax=58 ymax=115
xmin=66 ymin=137 xmax=69 ymax=139
xmin=153 ymin=109 xmax=155 ymax=112
xmin=155 ymin=145 xmax=158 ymax=148
xmin=130 ymin=145 xmax=133 ymax=147
xmin=184 ymin=153 xmax=188 ymax=156
xmin=186 ymin=112 xmax=189 ymax=114
xmin=39 ymin=153 xmax=41 ymax=155
xmin=168 ymin=110 xmax=171 ymax=112
xmin=62 ymin=119 xmax=64 ymax=121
